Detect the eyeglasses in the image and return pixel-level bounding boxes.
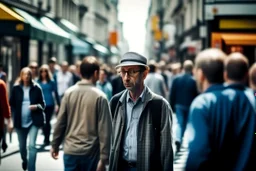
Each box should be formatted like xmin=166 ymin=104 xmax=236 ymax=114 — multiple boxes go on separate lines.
xmin=119 ymin=69 xmax=141 ymax=77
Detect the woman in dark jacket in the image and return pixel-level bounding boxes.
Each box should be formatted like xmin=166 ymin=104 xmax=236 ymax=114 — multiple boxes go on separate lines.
xmin=10 ymin=67 xmax=45 ymax=171
xmin=37 ymin=64 xmax=60 ymax=145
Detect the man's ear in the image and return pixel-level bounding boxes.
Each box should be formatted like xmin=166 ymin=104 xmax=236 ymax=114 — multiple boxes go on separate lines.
xmin=197 ymin=68 xmax=205 ymax=82
xmin=142 ymin=68 xmax=149 ymax=79
xmin=223 ymin=71 xmax=228 ymax=82
xmin=94 ymin=70 xmax=99 ymax=79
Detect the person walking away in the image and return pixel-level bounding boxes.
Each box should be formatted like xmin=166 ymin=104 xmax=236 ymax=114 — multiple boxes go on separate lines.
xmin=51 ymin=56 xmax=112 ymax=171
xmin=169 ymin=60 xmax=198 ymax=153
xmin=9 ymin=67 xmax=45 ymax=171
xmin=183 ymin=49 xmax=256 ymax=171
xmin=224 ymin=52 xmax=256 ymax=170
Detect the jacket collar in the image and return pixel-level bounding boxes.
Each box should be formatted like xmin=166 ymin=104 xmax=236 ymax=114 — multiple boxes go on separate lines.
xmin=223 ymin=82 xmax=246 ymax=91
xmin=119 ymin=86 xmax=154 ymax=104
xmin=204 ymin=84 xmax=225 ymax=93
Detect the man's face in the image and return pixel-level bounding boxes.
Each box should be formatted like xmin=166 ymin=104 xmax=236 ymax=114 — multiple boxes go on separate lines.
xmin=62 ymin=64 xmax=69 ymax=72
xmin=99 ymin=70 xmax=106 ymax=82
xmin=119 ymin=65 xmax=144 ymax=92
xmin=194 ymin=68 xmax=204 ymax=93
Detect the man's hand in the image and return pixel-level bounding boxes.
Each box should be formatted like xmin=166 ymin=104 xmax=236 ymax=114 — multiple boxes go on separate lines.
xmin=96 ymin=160 xmax=107 ymax=171
xmin=50 ymin=148 xmax=59 ymax=160
xmin=29 ymin=105 xmax=37 ymax=111
xmin=7 ymin=119 xmax=13 ymax=133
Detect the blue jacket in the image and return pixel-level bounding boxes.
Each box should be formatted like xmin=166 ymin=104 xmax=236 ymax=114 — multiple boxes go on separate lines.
xmin=169 ymin=73 xmax=198 ymax=111
xmin=185 ymin=84 xmax=256 ymax=171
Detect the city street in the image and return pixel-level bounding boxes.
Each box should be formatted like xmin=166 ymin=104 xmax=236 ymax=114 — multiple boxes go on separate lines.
xmin=0 ymin=115 xmax=187 ymax=171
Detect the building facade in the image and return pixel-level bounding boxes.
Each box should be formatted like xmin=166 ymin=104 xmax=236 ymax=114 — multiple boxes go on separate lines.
xmin=0 ymin=0 xmax=122 ymax=86
xmin=165 ymin=0 xmax=256 ymax=64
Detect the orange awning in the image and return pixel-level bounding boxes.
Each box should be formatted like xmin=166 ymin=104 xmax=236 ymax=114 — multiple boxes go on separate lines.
xmin=222 ymin=34 xmax=256 ymax=45
xmin=0 ymin=3 xmax=24 ymax=21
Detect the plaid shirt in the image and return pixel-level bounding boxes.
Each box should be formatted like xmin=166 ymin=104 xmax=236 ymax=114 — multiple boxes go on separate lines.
xmin=109 ymin=87 xmax=174 ymax=171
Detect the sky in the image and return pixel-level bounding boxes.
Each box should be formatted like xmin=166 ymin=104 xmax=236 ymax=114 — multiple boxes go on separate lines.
xmin=118 ymin=0 xmax=150 ymax=56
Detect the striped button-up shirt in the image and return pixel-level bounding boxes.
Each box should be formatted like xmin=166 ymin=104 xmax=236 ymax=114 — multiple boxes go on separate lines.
xmin=123 ymin=88 xmax=146 ymax=162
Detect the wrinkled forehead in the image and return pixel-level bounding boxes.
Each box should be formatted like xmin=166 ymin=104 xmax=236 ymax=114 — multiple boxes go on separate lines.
xmin=120 ymin=65 xmax=141 ymax=70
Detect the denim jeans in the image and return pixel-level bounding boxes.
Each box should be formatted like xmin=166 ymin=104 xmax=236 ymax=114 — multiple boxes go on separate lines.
xmin=175 ymin=105 xmax=189 ymax=143
xmin=16 ymin=125 xmax=39 ymax=171
xmin=63 ymin=153 xmax=99 ymax=171
xmin=42 ymin=105 xmax=54 ymax=143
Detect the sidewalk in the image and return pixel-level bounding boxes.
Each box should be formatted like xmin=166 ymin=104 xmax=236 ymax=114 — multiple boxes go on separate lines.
xmin=1 ymin=118 xmax=57 ymax=159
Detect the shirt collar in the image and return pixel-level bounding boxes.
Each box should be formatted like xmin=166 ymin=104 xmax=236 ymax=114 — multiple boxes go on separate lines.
xmin=126 ymin=86 xmax=146 ymax=103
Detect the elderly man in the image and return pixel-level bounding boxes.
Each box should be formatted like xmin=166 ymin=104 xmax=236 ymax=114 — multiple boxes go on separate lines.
xmin=184 ymin=49 xmax=256 ymax=171
xmin=109 ymin=52 xmax=173 ymax=171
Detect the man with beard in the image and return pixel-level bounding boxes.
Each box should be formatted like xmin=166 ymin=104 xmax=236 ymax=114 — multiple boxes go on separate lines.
xmin=183 ymin=48 xmax=256 ymax=171
xmin=109 ymin=52 xmax=173 ymax=171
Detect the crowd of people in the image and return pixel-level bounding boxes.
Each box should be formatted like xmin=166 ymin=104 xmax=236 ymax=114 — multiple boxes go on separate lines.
xmin=0 ymin=48 xmax=255 ymax=171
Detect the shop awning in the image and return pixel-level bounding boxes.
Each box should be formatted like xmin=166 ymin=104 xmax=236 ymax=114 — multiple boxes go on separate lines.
xmin=180 ymin=40 xmax=200 ymax=50
xmin=40 ymin=17 xmax=70 ymax=44
xmin=93 ymin=43 xmax=109 ymax=55
xmin=12 ymin=7 xmax=47 ymax=40
xmin=0 ymin=3 xmax=30 ymax=37
xmin=0 ymin=3 xmax=70 ymax=44
xmin=222 ymin=34 xmax=256 ymax=45
xmin=56 ymin=19 xmax=91 ymax=54
xmin=110 ymin=46 xmax=119 ymax=54
xmin=71 ymin=36 xmax=90 ymax=55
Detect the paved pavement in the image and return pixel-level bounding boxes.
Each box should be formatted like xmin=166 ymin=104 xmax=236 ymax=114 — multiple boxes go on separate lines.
xmin=1 ymin=114 xmax=187 ymax=171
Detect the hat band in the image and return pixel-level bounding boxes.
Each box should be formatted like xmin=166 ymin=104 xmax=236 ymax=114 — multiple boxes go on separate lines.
xmin=121 ymin=59 xmax=146 ymax=65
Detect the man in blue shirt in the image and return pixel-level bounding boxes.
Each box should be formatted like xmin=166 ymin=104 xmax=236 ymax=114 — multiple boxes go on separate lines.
xmin=184 ymin=48 xmax=256 ymax=171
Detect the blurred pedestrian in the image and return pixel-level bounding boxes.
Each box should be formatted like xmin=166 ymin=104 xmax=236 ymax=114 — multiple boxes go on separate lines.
xmin=0 ymin=79 xmax=13 ymax=164
xmin=96 ymin=67 xmax=113 ymax=101
xmin=56 ymin=61 xmax=73 ymax=101
xmin=0 ymin=63 xmax=7 ymax=82
xmin=29 ymin=62 xmax=39 ymax=81
xmin=249 ymin=62 xmax=256 ymax=93
xmin=9 ymin=67 xmax=45 ymax=171
xmin=144 ymin=60 xmax=167 ymax=98
xmin=69 ymin=64 xmax=81 ymax=85
xmin=184 ymin=48 xmax=256 ymax=170
xmin=48 ymin=57 xmax=58 ymax=81
xmin=169 ymin=60 xmax=198 ymax=154
xmin=37 ymin=64 xmax=60 ymax=146
xmin=224 ymin=52 xmax=255 ymax=170
xmin=51 ymin=56 xmax=112 ymax=171
xmin=109 ymin=52 xmax=173 ymax=171
xmin=111 ymin=74 xmax=125 ymax=96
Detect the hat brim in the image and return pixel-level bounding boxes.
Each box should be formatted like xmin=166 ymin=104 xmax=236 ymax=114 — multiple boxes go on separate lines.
xmin=115 ymin=61 xmax=149 ymax=69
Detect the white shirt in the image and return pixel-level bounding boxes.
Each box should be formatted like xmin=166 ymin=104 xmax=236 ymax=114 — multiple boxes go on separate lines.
xmin=56 ymin=71 xmax=73 ymax=96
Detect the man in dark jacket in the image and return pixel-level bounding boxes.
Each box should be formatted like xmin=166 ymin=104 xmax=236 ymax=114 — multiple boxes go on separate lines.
xmin=184 ymin=48 xmax=256 ymax=171
xmin=169 ymin=60 xmax=198 ymax=153
xmin=109 ymin=52 xmax=173 ymax=171
xmin=224 ymin=52 xmax=256 ymax=170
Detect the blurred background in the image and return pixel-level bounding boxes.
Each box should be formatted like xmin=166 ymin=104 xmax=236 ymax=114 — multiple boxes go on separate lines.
xmin=1 ymin=0 xmax=256 ymax=89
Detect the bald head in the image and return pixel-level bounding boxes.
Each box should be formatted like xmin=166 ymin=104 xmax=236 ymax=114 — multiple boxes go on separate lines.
xmin=225 ymin=52 xmax=249 ymax=83
xmin=183 ymin=60 xmax=193 ymax=73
